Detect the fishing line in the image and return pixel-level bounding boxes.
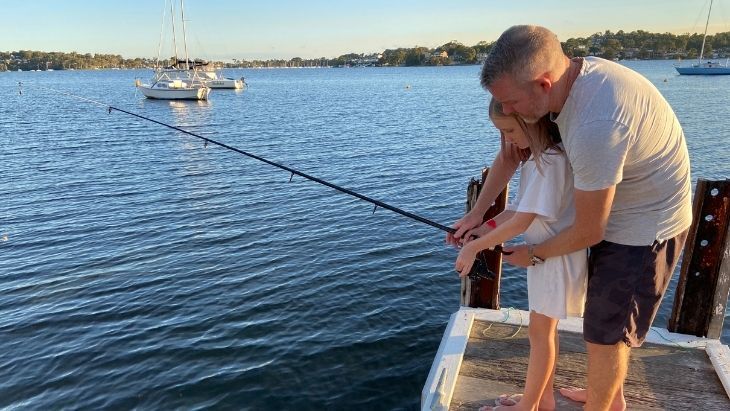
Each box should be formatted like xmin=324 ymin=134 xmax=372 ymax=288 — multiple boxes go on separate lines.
xmin=20 ymin=83 xmax=509 ymax=279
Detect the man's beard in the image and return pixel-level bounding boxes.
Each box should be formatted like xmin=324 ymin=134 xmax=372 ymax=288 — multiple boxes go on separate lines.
xmin=519 ymin=115 xmax=541 ymax=124
xmin=518 ymin=94 xmax=549 ymax=124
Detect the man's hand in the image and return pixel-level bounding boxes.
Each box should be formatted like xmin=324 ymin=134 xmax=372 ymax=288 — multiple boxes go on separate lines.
xmin=503 ymin=243 xmax=530 ymax=267
xmin=462 ymin=223 xmax=493 ymax=245
xmin=446 ymin=210 xmax=483 ymax=247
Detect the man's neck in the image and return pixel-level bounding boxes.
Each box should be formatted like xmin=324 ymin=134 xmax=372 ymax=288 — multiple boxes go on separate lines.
xmin=550 ymin=57 xmax=582 ymax=114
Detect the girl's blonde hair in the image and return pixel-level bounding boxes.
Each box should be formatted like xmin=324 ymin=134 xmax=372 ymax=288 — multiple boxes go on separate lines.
xmin=488 ymin=97 xmax=562 ymax=170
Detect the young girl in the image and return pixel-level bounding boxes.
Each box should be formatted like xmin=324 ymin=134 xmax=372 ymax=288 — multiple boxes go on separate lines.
xmin=455 ymin=98 xmax=587 ymax=411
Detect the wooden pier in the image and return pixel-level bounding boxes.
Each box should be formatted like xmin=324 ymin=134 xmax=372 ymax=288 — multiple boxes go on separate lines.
xmin=423 ymin=308 xmax=730 ymax=410
xmin=423 ymin=178 xmax=730 ymax=410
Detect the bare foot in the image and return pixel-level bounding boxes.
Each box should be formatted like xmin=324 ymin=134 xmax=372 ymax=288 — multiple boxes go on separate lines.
xmin=496 ymin=394 xmax=523 ymax=406
xmin=495 ymin=393 xmax=555 ymax=411
xmin=478 ymin=405 xmax=517 ymax=411
xmin=478 ymin=402 xmax=550 ymax=411
xmin=559 ymin=387 xmax=586 ymax=402
xmin=559 ymin=387 xmax=626 ymax=411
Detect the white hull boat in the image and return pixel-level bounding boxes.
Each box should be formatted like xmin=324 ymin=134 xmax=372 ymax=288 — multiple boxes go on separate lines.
xmin=207 ymin=77 xmax=245 ymax=89
xmin=137 ymin=80 xmax=210 ymax=100
xmin=138 ymin=0 xmax=212 ymax=100
xmin=200 ymin=71 xmax=245 ymax=89
xmin=176 ymin=61 xmax=246 ymax=89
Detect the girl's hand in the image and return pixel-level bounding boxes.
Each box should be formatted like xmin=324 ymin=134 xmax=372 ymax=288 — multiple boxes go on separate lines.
xmin=455 ymin=242 xmax=479 ymax=277
xmin=463 ymin=222 xmax=492 ymax=244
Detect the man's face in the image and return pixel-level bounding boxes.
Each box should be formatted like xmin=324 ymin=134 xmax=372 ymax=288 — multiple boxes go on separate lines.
xmin=488 ymin=74 xmax=549 ymax=124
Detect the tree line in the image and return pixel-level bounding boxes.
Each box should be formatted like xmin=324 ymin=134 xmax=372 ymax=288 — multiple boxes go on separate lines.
xmin=0 ymin=50 xmax=154 ymax=71
xmin=4 ymin=29 xmax=730 ymax=71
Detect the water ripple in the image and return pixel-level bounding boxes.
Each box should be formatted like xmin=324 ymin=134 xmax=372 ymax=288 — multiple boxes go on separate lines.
xmin=1 ymin=63 xmax=728 ymax=410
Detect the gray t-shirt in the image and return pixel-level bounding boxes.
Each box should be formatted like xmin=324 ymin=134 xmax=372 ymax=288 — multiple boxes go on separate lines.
xmin=552 ymin=57 xmax=692 ymax=246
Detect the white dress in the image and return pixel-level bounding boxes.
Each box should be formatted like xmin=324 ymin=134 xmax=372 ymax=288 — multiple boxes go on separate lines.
xmin=506 ymin=146 xmax=587 ymax=319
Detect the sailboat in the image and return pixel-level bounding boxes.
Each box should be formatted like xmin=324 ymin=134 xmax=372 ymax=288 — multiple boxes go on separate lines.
xmin=136 ymin=0 xmax=211 ymax=100
xmin=675 ymin=0 xmax=730 ymax=75
xmin=177 ymin=58 xmax=246 ymax=89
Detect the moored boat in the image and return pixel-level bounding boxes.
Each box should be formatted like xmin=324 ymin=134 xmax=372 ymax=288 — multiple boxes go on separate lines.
xmin=137 ymin=0 xmax=210 ymax=100
xmin=200 ymin=70 xmax=245 ymax=89
xmin=675 ymin=0 xmax=730 ymax=75
xmin=176 ymin=59 xmax=245 ymax=89
xmin=136 ymin=76 xmax=210 ymax=100
xmin=675 ymin=61 xmax=730 ymax=75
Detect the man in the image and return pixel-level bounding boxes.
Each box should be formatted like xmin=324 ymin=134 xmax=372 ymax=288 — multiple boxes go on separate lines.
xmin=449 ymin=25 xmax=692 ymax=411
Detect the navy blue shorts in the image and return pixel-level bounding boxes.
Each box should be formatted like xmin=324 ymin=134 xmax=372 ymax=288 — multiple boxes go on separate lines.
xmin=583 ymin=231 xmax=688 ymax=347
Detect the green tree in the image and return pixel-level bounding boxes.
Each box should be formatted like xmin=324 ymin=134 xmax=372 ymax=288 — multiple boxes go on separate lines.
xmin=472 ymin=40 xmax=492 ymax=55
xmin=404 ymin=47 xmax=427 ymax=66
xmin=381 ymin=48 xmax=407 ymax=66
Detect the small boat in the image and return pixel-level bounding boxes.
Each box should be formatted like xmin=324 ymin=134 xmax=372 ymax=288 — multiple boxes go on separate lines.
xmin=675 ymin=0 xmax=730 ymax=75
xmin=675 ymin=61 xmax=730 ymax=75
xmin=200 ymin=70 xmax=245 ymax=89
xmin=136 ymin=0 xmax=210 ymax=100
xmin=177 ymin=58 xmax=245 ymax=89
xmin=136 ymin=72 xmax=210 ymax=100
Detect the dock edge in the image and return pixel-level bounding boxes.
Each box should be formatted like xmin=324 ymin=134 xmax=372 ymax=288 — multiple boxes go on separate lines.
xmin=422 ymin=307 xmax=730 ymax=410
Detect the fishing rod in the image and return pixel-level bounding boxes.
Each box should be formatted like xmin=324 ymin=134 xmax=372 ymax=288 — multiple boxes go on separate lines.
xmin=19 ymin=82 xmax=509 ymax=280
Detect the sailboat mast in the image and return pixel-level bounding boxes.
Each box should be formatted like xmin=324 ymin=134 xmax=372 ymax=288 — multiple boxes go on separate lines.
xmin=699 ymin=0 xmax=714 ymax=63
xmin=155 ymin=0 xmax=168 ymax=70
xmin=170 ymin=0 xmax=179 ymax=67
xmin=180 ymin=0 xmax=190 ymax=70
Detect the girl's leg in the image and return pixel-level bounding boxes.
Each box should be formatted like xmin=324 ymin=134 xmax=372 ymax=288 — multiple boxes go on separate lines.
xmin=537 ymin=330 xmax=559 ymax=408
xmin=519 ymin=311 xmax=558 ymax=410
xmin=497 ymin=322 xmax=560 ymax=411
xmin=493 ymin=311 xmax=558 ymax=411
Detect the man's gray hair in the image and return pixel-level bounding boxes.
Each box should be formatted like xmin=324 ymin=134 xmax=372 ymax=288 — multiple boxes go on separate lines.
xmin=480 ymin=25 xmax=564 ymax=89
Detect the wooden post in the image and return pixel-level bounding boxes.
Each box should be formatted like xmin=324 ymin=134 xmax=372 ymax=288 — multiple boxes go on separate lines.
xmin=668 ymin=179 xmax=730 ymax=339
xmin=460 ymin=168 xmax=508 ymax=309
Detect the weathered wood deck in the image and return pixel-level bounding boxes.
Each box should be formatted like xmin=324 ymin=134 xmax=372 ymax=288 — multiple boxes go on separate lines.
xmin=423 ymin=308 xmax=730 ymax=411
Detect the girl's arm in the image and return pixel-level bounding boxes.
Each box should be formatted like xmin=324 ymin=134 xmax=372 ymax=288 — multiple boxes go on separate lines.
xmin=455 ymin=210 xmax=536 ymax=277
xmin=447 ymin=147 xmax=521 ymax=246
xmin=462 ymin=209 xmax=516 ymax=239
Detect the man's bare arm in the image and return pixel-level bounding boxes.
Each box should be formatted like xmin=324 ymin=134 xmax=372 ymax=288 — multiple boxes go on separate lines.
xmin=447 ymin=147 xmax=521 ymax=245
xmin=504 ymin=186 xmax=615 ymax=266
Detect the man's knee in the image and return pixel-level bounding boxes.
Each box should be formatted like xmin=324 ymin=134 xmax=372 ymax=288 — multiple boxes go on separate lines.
xmin=586 ymin=341 xmax=630 ymax=370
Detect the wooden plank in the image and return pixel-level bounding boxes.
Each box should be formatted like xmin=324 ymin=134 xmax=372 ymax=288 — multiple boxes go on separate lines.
xmin=707 ymin=341 xmax=730 ymax=398
xmin=669 ymin=179 xmax=730 ymax=338
xmin=460 ymin=168 xmax=508 ymax=309
xmin=421 ymin=311 xmax=475 ymax=411
xmin=443 ymin=309 xmax=730 ymax=410
xmin=452 ymin=321 xmax=730 ymax=410
xmin=460 ymin=177 xmax=481 ymax=307
xmin=713 ymin=227 xmax=730 ymax=337
xmin=449 ymin=374 xmax=584 ymax=411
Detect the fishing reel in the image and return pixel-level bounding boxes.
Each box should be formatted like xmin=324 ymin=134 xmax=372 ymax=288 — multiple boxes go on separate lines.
xmin=465 ymin=245 xmax=512 ymax=281
xmin=467 ymin=256 xmax=497 ymax=281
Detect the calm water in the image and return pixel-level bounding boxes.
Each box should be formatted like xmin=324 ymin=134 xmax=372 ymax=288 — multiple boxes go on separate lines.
xmin=2 ymin=61 xmax=729 ymax=410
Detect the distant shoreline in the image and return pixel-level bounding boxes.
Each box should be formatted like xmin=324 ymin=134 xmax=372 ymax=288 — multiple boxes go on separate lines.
xmin=3 ymin=28 xmax=729 ymax=71
xmin=2 ymin=58 xmax=710 ymax=73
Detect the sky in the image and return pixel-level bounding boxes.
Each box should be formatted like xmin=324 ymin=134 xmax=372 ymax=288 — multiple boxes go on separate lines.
xmin=2 ymin=0 xmax=729 ymax=61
